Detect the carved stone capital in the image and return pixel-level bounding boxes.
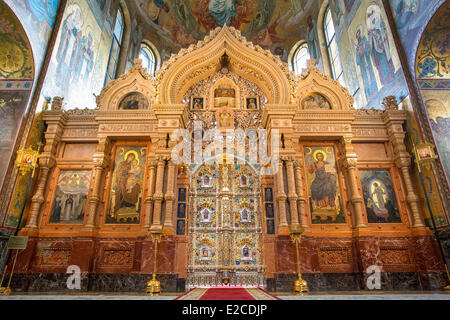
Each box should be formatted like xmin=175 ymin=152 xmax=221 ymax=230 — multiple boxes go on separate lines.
xmin=164 ymin=194 xmax=175 ymax=201
xmin=395 ymin=157 xmax=411 ymax=169
xmin=342 ymin=157 xmax=358 ymax=170
xmin=293 ymin=160 xmax=303 ymax=168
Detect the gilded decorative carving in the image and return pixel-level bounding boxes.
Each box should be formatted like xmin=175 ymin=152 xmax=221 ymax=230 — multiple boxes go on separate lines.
xmin=156 ymin=27 xmax=291 ymax=105
xmin=318 ymin=247 xmax=352 ymax=266
xmin=62 ymin=128 xmax=98 ymax=139
xmin=51 ymin=97 xmax=64 ymax=111
xmin=99 ymin=248 xmax=134 ymax=268
xmin=379 ymin=247 xmax=411 ymax=265
xmin=296 ymin=60 xmax=354 ymax=110
xmin=38 ymin=248 xmax=71 ymax=267
xmin=96 ymin=59 xmax=156 ymax=111
xmin=382 ymin=96 xmax=399 ymax=111
xmin=99 ymin=124 xmax=154 ymax=133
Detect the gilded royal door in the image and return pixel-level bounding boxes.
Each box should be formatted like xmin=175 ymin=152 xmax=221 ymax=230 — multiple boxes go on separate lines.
xmin=187 ymin=160 xmax=264 ymax=289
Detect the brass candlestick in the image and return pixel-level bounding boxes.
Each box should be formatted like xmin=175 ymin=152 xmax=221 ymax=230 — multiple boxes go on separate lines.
xmin=290 ymin=225 xmax=308 ymax=294
xmin=146 ymin=230 xmax=162 ymax=296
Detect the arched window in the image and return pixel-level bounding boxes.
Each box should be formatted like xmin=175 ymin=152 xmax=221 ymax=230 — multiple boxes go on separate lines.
xmin=139 ymin=43 xmax=156 ymax=76
xmin=292 ymin=42 xmax=310 ymax=76
xmin=324 ymin=6 xmax=346 ymax=87
xmin=105 ymin=7 xmax=125 ymax=85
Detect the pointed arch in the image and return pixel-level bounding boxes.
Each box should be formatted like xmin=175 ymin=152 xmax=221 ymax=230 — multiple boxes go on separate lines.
xmin=156 ymin=27 xmax=292 ymax=105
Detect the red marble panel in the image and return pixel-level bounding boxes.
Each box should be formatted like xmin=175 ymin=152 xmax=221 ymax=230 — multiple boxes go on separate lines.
xmin=139 ymin=236 xmax=176 ymax=274
xmin=95 ymin=240 xmax=136 ymax=273
xmin=71 ymin=239 xmax=95 ymax=272
xmin=140 ymin=239 xmax=154 ymax=273
xmin=411 ymin=236 xmax=445 ymax=272
xmin=276 ymin=236 xmax=296 ymax=273
xmin=10 ymin=238 xmax=37 ymax=273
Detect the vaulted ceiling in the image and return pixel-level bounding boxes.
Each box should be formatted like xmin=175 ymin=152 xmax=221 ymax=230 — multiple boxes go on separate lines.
xmin=133 ymin=0 xmax=318 ymax=62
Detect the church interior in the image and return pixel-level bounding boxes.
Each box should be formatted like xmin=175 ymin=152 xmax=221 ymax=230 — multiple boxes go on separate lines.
xmin=0 ymin=0 xmax=449 ymax=299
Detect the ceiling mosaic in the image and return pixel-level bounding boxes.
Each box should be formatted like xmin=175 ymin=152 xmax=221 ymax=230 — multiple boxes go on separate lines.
xmin=135 ymin=0 xmax=317 ymax=61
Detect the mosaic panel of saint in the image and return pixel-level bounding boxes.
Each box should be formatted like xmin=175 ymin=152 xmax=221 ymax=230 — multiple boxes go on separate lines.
xmin=359 ymin=169 xmax=401 ymax=223
xmin=50 ymin=170 xmax=91 ymax=224
xmin=107 ymin=146 xmax=147 ymax=224
xmin=304 ymin=146 xmax=345 ymax=224
xmin=118 ymin=93 xmax=149 ymax=110
xmin=214 ymin=86 xmax=236 ymax=108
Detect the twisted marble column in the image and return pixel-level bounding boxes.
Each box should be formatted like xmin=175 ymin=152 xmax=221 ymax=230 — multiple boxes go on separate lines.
xmin=293 ymin=160 xmax=308 ymax=228
xmin=276 ymin=161 xmax=289 ymax=233
xmin=151 ymin=157 xmax=166 ymax=229
xmin=163 ymin=160 xmax=176 ymax=231
xmin=285 ymin=158 xmax=300 ymax=227
xmin=384 ymin=112 xmax=425 ymax=228
xmin=341 ymin=137 xmax=366 ymax=228
xmin=144 ymin=160 xmax=157 ymax=228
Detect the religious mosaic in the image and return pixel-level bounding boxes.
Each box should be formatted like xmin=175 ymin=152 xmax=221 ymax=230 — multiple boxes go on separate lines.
xmin=0 ymin=2 xmax=34 ymax=80
xmin=304 ymin=146 xmax=344 ymax=224
xmin=192 ymin=233 xmax=218 ymax=267
xmin=233 ymin=197 xmax=257 ymax=229
xmin=40 ymin=0 xmax=114 ymax=109
xmin=415 ymin=1 xmax=450 ymax=79
xmin=106 ymin=146 xmax=147 ymax=224
xmin=193 ymin=165 xmax=218 ymax=194
xmin=359 ymin=169 xmax=401 ymax=223
xmin=50 ymin=170 xmax=91 ymax=224
xmin=118 ymin=92 xmax=149 ymax=110
xmin=135 ymin=0 xmax=317 ymax=62
xmin=231 ymin=164 xmax=256 ymax=195
xmin=232 ymin=233 xmax=260 ymax=267
xmin=301 ymin=93 xmax=331 ymax=110
xmin=193 ymin=198 xmax=217 ymax=228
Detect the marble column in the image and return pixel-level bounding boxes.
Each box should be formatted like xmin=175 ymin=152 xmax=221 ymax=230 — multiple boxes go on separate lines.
xmin=341 ymin=137 xmax=366 ymax=228
xmin=151 ymin=156 xmax=166 ymax=230
xmin=144 ymin=160 xmax=157 ymax=228
xmin=293 ymin=160 xmax=308 ymax=228
xmin=84 ymin=138 xmax=109 ymax=229
xmin=384 ymin=111 xmax=425 ymax=228
xmin=163 ymin=160 xmax=176 ymax=233
xmin=25 ymin=110 xmax=64 ymax=229
xmin=276 ymin=161 xmax=289 ymax=234
xmin=396 ymin=157 xmax=425 ymax=227
xmin=285 ymin=158 xmax=300 ymax=227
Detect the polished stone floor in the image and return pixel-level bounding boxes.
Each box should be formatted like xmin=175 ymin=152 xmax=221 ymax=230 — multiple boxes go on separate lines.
xmin=0 ymin=291 xmax=449 ymax=300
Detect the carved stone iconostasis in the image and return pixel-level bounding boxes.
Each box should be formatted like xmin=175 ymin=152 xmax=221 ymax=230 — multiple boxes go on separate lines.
xmin=9 ymin=27 xmax=447 ymax=293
